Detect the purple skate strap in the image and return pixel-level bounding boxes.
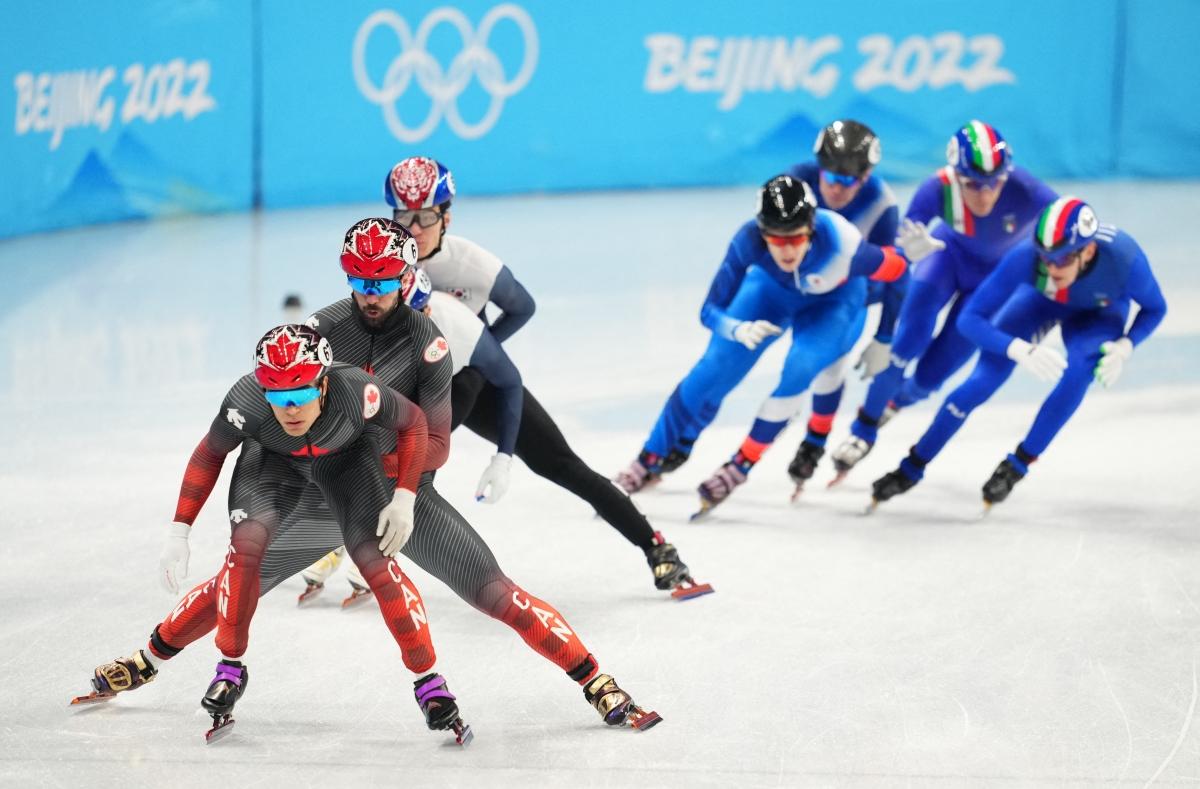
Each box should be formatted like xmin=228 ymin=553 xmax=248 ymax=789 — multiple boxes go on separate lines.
xmin=415 ymin=674 xmax=455 ymax=704
xmin=214 ymin=664 xmax=244 ymax=686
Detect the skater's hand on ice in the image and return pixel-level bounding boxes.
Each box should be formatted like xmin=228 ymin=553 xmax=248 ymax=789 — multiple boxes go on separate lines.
xmin=733 ymin=320 xmax=782 ymax=350
xmin=1006 ymin=338 xmax=1067 ymax=383
xmin=1094 ymin=337 xmax=1133 ymax=388
xmin=855 ymin=339 xmax=892 ymax=380
xmin=159 ymin=522 xmax=191 ymax=594
xmin=475 ymin=453 xmax=512 ymax=503
xmin=896 ymin=219 xmax=945 ymax=263
xmin=377 ymin=488 xmax=416 ymax=556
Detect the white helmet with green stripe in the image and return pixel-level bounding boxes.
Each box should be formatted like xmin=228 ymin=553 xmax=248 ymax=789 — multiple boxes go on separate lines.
xmin=946 ymin=120 xmax=1013 ymax=185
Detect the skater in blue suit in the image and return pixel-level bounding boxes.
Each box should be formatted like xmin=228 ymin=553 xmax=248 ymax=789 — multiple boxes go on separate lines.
xmin=868 ymin=196 xmax=1167 ymax=509
xmin=614 ymin=175 xmax=909 ymax=514
xmin=829 ymin=121 xmax=1059 ymax=484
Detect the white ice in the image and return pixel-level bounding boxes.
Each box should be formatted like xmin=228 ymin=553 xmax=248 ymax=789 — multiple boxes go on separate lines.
xmin=1 ymin=182 xmax=1198 ymax=787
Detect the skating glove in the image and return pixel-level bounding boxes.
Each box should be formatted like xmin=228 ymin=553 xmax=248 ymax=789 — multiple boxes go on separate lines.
xmin=475 ymin=453 xmax=513 ymax=503
xmin=733 ymin=319 xmax=782 ymax=350
xmin=1006 ymin=338 xmax=1067 ymax=383
xmin=896 ymin=219 xmax=945 ymax=263
xmin=377 ymin=488 xmax=417 ymax=556
xmin=159 ymin=521 xmax=191 ymax=594
xmin=1094 ymin=337 xmax=1133 ymax=388
xmin=855 ymin=339 xmax=892 ymax=380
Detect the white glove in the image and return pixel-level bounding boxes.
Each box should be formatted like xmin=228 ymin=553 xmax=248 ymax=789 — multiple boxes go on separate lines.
xmin=733 ymin=319 xmax=783 ymax=350
xmin=896 ymin=219 xmax=946 ymax=263
xmin=376 ymin=488 xmax=417 ymax=556
xmin=1094 ymin=337 xmax=1133 ymax=388
xmin=855 ymin=339 xmax=892 ymax=380
xmin=1006 ymin=338 xmax=1067 ymax=383
xmin=475 ymin=453 xmax=513 ymax=503
xmin=159 ymin=521 xmax=191 ymax=594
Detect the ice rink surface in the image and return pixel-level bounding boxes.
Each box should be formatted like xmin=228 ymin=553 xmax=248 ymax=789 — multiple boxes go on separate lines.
xmin=2 ymin=181 xmax=1199 ymax=787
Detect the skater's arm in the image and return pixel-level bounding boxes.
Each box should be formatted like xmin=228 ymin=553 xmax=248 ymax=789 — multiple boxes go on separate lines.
xmin=414 ymin=324 xmax=453 ymax=472
xmin=467 ymin=333 xmax=523 ymax=456
xmin=903 ymin=177 xmax=942 ymax=226
xmin=875 ymin=269 xmax=909 ymax=342
xmin=173 ymin=422 xmax=244 ymax=526
xmin=700 ymin=236 xmax=751 ymax=339
xmin=1124 ymin=251 xmax=1167 ymax=347
xmin=486 ymin=266 xmax=536 ymax=343
xmin=957 ymin=252 xmax=1026 ymax=356
xmin=866 ymin=202 xmax=900 ymax=250
xmin=371 ymin=384 xmax=429 ymax=493
xmin=848 ymin=239 xmax=908 ymax=283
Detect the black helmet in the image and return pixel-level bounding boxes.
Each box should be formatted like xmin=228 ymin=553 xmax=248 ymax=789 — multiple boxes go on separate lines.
xmin=756 ymin=175 xmax=817 ymax=234
xmin=813 ymin=119 xmax=881 ymax=177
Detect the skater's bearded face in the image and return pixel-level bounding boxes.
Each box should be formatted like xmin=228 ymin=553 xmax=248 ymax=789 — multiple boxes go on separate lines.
xmin=819 ymin=169 xmax=867 ymax=210
xmin=763 ymin=229 xmax=811 ymax=272
xmin=269 ymin=378 xmax=328 ymax=436
xmin=353 ymin=289 xmax=402 ymax=327
xmin=959 ymin=174 xmax=1006 ymax=217
xmin=1043 ymin=242 xmax=1097 ymax=289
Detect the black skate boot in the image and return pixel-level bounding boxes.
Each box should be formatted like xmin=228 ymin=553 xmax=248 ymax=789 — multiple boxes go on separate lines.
xmin=414 ymin=672 xmax=472 ymax=745
xmin=660 ymin=444 xmax=692 ymax=474
xmin=867 ymin=448 xmax=926 ymax=512
xmin=201 ymin=659 xmax=248 ymax=743
xmin=72 ymin=649 xmax=158 ymax=706
xmin=583 ymin=673 xmax=662 ymax=731
xmin=982 ymin=460 xmax=1025 ymax=507
xmin=644 ymin=532 xmax=713 ymax=600
xmin=788 ymin=439 xmax=825 ymax=500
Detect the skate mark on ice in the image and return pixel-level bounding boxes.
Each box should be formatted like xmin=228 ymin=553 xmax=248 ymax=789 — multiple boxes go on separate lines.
xmin=1168 ymin=567 xmax=1200 ymax=620
xmin=1143 ymin=659 xmax=1197 ymax=788
xmin=1062 ymin=532 xmax=1085 ymax=571
xmin=952 ymin=695 xmax=970 ymax=739
xmin=1096 ymin=660 xmax=1133 ymax=781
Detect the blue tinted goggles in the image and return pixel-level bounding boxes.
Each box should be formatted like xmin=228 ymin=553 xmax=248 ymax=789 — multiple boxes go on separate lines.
xmin=263 ymin=386 xmax=321 ymax=408
xmin=821 ymin=170 xmax=860 ymax=187
xmin=347 ymin=276 xmax=403 ymax=296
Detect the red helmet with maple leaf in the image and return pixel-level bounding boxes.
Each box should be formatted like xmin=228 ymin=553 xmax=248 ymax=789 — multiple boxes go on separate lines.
xmin=339 ymin=218 xmax=419 ymax=279
xmin=254 ymin=324 xmax=333 ymax=390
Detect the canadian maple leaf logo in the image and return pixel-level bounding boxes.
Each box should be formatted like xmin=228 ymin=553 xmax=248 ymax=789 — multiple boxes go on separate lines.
xmin=266 ymin=331 xmax=301 ymax=369
xmin=355 ymin=221 xmax=391 ymax=259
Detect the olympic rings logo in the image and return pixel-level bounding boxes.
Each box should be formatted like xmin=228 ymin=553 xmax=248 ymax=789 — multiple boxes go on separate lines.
xmin=352 ymin=4 xmax=538 ymax=142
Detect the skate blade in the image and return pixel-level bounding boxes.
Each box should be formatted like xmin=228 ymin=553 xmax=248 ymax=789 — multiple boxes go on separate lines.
xmin=628 ymin=706 xmax=663 ymax=732
xmin=978 ymin=501 xmax=994 ymax=520
xmin=860 ymin=498 xmax=880 ymax=516
xmin=452 ymin=720 xmax=474 ymax=747
xmin=789 ymin=481 xmax=806 ymax=502
xmin=671 ymin=579 xmax=714 ymax=601
xmin=70 ymin=690 xmax=116 ymax=706
xmin=688 ymin=500 xmax=715 ymax=522
xmin=826 ymin=470 xmax=850 ymax=489
xmin=297 ymin=583 xmax=324 ymax=606
xmin=341 ymin=589 xmax=374 ymax=609
xmin=205 ymin=714 xmax=235 ymax=744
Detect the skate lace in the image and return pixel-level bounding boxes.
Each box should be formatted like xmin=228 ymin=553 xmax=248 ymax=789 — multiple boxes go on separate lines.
xmin=703 ymin=463 xmax=746 ymax=498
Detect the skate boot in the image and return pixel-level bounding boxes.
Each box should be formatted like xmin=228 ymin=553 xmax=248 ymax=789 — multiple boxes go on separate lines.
xmin=693 ymin=454 xmax=752 ymax=520
xmin=414 ymin=672 xmax=473 ymax=745
xmin=72 ymin=649 xmax=158 ymax=705
xmin=644 ymin=532 xmax=713 ymax=600
xmin=298 ymin=547 xmax=345 ymax=605
xmin=829 ymin=436 xmax=872 ymax=487
xmin=614 ymin=451 xmax=662 ymax=494
xmin=583 ymin=673 xmax=662 ymax=731
xmin=201 ymin=659 xmax=248 ymax=743
xmin=660 ymin=445 xmax=691 ymax=474
xmin=788 ymin=440 xmax=825 ymax=499
xmin=867 ymin=449 xmax=926 ymax=512
xmin=982 ymin=459 xmax=1025 ymax=508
